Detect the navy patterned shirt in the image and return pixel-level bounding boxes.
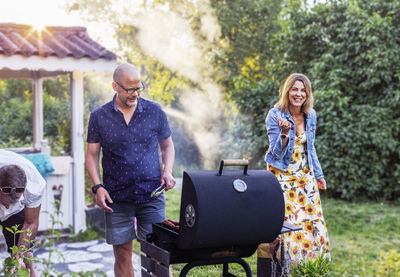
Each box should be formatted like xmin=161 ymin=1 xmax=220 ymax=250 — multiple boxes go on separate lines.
xmin=87 ymin=95 xmax=172 ymax=203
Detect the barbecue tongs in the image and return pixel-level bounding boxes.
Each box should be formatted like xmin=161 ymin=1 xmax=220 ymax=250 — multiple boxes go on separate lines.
xmin=150 ymin=184 xmax=166 ymax=199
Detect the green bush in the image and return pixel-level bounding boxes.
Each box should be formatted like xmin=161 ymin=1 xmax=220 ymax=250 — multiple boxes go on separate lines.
xmin=290 ymin=253 xmax=331 ymax=277
xmin=228 ymin=0 xmax=400 ymax=200
xmin=370 ymin=250 xmax=400 ymax=276
xmin=314 ymin=90 xmax=400 ymax=200
xmin=226 ymin=77 xmax=280 ymax=167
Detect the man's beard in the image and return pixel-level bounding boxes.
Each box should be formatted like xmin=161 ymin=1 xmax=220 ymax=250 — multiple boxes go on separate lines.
xmin=6 ymin=192 xmax=19 ymax=204
xmin=124 ymin=97 xmax=138 ymax=108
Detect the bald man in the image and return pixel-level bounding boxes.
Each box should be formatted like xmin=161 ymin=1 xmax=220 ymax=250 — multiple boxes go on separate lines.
xmin=86 ymin=63 xmax=176 ymax=277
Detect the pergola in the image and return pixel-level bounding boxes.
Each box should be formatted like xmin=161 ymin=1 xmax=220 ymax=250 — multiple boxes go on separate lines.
xmin=0 ymin=23 xmax=117 ymax=232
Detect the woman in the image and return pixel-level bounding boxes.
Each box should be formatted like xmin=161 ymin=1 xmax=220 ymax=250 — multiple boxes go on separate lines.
xmin=257 ymin=73 xmax=330 ymax=275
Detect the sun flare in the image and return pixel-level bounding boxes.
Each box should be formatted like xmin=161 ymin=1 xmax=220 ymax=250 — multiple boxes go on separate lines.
xmin=32 ymin=23 xmax=46 ymax=32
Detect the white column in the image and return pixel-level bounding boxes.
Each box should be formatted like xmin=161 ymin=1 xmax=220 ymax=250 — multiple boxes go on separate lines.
xmin=32 ymin=77 xmax=43 ymax=151
xmin=70 ymin=70 xmax=87 ymax=233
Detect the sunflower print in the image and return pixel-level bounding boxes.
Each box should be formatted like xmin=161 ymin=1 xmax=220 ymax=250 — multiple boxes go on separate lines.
xmin=319 ymin=235 xmax=325 ymax=246
xmin=287 ymin=190 xmax=297 ymax=202
xmin=302 ymin=239 xmax=313 ymax=251
xmin=286 ymin=203 xmax=294 ymax=215
xmin=293 ymin=232 xmax=304 ymax=243
xmin=295 ymin=176 xmax=307 ymax=188
xmin=304 ymin=221 xmax=314 ymax=233
xmin=305 ymin=204 xmax=316 ymax=215
xmin=291 ymin=246 xmax=300 ymax=257
xmin=269 ymin=167 xmax=279 ymax=178
xmin=291 ymin=149 xmax=302 ymax=163
xmin=307 ymin=252 xmax=316 ymax=259
xmin=262 ymin=131 xmax=330 ymax=267
xmin=297 ymin=194 xmax=306 ymax=206
xmin=286 ymin=176 xmax=298 ymax=184
xmin=316 ymin=195 xmax=321 ymax=207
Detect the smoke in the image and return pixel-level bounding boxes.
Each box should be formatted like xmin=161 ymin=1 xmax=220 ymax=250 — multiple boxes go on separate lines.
xmin=131 ymin=1 xmax=221 ymax=84
xmin=164 ymin=85 xmax=223 ymax=168
xmin=133 ymin=12 xmax=203 ymax=83
xmin=128 ymin=1 xmax=225 ymax=167
xmin=67 ymin=0 xmax=227 ymax=167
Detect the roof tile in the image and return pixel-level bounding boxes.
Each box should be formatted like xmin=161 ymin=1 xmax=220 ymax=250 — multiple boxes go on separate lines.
xmin=0 ymin=23 xmax=116 ymax=60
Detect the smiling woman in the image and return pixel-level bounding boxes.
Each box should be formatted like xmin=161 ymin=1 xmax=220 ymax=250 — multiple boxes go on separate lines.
xmin=258 ymin=73 xmax=330 ymax=276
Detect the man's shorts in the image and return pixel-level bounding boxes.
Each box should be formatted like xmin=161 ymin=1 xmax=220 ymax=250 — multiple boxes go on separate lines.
xmin=0 ymin=209 xmax=25 ymax=253
xmin=105 ymin=194 xmax=166 ymax=245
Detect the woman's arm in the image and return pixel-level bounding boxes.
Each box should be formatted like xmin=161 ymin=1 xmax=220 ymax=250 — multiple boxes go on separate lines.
xmin=265 ymin=109 xmax=289 ymax=161
xmin=310 ymin=111 xmax=326 ymax=189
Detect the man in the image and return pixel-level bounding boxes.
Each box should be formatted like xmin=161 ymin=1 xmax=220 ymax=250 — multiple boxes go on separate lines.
xmin=0 ymin=149 xmax=46 ymax=277
xmin=86 ymin=63 xmax=176 ymax=277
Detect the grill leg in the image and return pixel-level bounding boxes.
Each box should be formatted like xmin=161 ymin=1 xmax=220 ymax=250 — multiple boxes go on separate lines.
xmin=223 ymin=263 xmax=229 ymax=275
xmin=235 ymin=258 xmax=252 ymax=277
xmin=179 ymin=261 xmax=203 ymax=277
xmin=179 ymin=258 xmax=252 ymax=277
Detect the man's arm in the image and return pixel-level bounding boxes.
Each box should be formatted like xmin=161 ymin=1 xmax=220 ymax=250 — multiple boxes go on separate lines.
xmin=85 ymin=142 xmax=113 ymax=212
xmin=18 ymin=206 xmax=40 ymax=250
xmin=13 ymin=206 xmax=41 ymax=276
xmin=159 ymin=136 xmax=176 ymax=191
xmin=85 ymin=142 xmax=101 ymax=186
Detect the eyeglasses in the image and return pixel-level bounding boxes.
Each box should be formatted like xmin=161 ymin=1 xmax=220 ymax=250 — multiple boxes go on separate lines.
xmin=115 ymin=81 xmax=145 ymax=94
xmin=0 ymin=187 xmax=25 ymax=194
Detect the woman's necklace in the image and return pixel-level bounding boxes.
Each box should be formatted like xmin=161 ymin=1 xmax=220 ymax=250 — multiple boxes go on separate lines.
xmin=290 ymin=112 xmax=302 ymax=121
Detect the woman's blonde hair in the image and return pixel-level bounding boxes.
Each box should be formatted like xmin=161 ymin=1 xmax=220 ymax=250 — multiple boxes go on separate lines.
xmin=275 ymin=73 xmax=314 ymax=114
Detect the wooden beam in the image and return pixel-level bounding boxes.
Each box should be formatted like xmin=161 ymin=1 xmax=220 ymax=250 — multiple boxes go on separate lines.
xmin=32 ymin=76 xmax=43 ymax=151
xmin=70 ymin=70 xmax=86 ymax=233
xmin=0 ymin=55 xmax=117 ymax=73
xmin=141 ymin=255 xmax=170 ymax=277
xmin=139 ymin=240 xmax=170 ymax=266
xmin=0 ymin=69 xmax=66 ymax=79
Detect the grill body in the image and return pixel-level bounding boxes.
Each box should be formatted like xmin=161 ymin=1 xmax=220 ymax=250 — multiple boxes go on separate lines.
xmin=177 ymin=169 xmax=285 ymax=249
xmin=151 ymin=223 xmax=257 ymax=264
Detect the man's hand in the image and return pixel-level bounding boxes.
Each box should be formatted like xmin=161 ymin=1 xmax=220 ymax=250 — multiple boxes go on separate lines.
xmin=160 ymin=171 xmax=176 ymax=191
xmin=316 ymin=178 xmax=327 ymax=190
xmin=95 ymin=187 xmax=114 ymax=213
xmin=9 ymin=255 xmax=26 ymax=274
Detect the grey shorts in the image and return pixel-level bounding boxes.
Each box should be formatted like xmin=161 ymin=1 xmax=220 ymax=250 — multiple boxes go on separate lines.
xmin=104 ymin=194 xmax=166 ymax=245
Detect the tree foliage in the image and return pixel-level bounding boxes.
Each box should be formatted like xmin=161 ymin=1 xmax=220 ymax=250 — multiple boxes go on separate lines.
xmin=211 ymin=0 xmax=284 ymax=85
xmin=230 ymin=0 xmax=400 ymax=200
xmin=1 ymin=0 xmax=398 ymax=201
xmin=67 ymin=0 xmax=193 ymax=106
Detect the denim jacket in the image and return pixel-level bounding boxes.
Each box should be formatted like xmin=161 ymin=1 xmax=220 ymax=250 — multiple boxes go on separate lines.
xmin=264 ymin=107 xmax=324 ymax=179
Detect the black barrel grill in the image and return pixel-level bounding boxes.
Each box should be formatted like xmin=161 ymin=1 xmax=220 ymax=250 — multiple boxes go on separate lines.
xmin=140 ymin=160 xmax=301 ymax=277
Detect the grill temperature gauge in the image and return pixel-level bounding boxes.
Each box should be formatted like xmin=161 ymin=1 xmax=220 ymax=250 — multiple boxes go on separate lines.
xmin=233 ymin=179 xmax=247 ymax=192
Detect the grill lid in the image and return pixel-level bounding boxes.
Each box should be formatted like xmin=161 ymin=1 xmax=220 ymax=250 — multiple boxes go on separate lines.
xmin=178 ymin=160 xmax=285 ymax=249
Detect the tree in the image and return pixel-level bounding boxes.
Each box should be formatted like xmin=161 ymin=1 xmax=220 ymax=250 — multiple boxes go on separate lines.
xmin=211 ymin=0 xmax=284 ymax=86
xmin=67 ymin=0 xmax=194 ymax=105
xmin=231 ymin=0 xmax=400 ymax=200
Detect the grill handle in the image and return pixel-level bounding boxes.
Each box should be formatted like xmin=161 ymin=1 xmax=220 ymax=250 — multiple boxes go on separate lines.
xmin=217 ymin=159 xmax=249 ymax=176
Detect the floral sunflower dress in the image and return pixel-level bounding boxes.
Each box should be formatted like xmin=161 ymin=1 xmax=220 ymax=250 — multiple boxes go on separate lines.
xmin=268 ymin=130 xmax=330 ymax=265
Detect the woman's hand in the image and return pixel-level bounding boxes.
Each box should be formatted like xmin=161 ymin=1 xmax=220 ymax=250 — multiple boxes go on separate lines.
xmin=316 ymin=178 xmax=327 ymax=190
xmin=277 ymin=117 xmax=291 ymax=135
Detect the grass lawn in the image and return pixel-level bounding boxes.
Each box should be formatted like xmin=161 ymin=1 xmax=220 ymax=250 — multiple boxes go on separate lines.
xmin=161 ymin=188 xmax=400 ymax=276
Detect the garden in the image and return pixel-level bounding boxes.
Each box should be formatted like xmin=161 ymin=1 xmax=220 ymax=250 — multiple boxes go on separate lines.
xmin=1 ymin=0 xmax=400 ymax=276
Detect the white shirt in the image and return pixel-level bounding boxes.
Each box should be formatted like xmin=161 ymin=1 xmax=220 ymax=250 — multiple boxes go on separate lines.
xmin=0 ymin=150 xmax=46 ymax=221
